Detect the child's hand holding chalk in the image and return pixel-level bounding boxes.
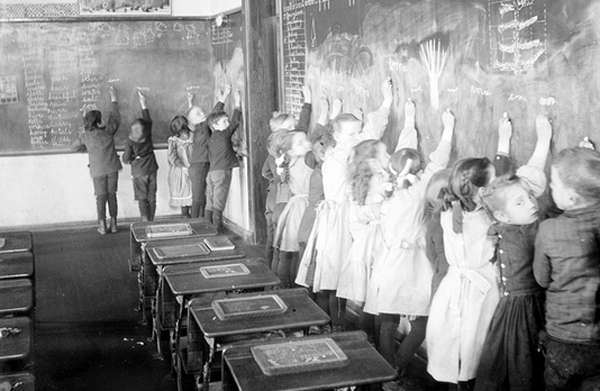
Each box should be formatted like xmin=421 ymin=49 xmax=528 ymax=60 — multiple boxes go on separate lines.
xmin=109 ymin=85 xmax=117 ymax=102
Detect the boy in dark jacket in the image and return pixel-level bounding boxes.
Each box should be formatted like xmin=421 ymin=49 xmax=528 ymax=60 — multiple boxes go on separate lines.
xmin=122 ymin=90 xmax=159 ymax=221
xmin=205 ymin=88 xmax=242 ymax=232
xmin=187 ymin=86 xmax=230 ymax=219
xmin=76 ymin=85 xmax=121 ymax=235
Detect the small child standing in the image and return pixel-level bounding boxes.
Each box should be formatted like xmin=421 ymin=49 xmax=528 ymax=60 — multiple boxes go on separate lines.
xmin=167 ymin=115 xmax=193 ymax=217
xmin=77 ymin=85 xmax=121 ymax=235
xmin=364 ymin=103 xmax=454 ymax=378
xmin=205 ymin=89 xmax=242 ymax=232
xmin=475 ymin=114 xmax=553 ymax=391
xmin=534 ymin=146 xmax=600 ymax=391
xmin=122 ymin=90 xmax=159 ymax=222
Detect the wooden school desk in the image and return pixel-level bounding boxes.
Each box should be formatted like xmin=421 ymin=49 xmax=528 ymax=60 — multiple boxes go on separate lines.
xmin=0 ymin=317 xmax=32 ymax=369
xmin=0 ymin=232 xmax=33 ymax=255
xmin=128 ymin=218 xmax=217 ymax=323
xmin=0 ymin=279 xmax=33 ymax=315
xmin=221 ymin=331 xmax=397 ymax=391
xmin=185 ymin=288 xmax=330 ymax=391
xmin=162 ymin=258 xmax=279 ymax=389
xmin=146 ymin=236 xmax=245 ymax=357
xmin=0 ymin=372 xmax=35 ymax=391
xmin=0 ymin=252 xmax=34 ymax=280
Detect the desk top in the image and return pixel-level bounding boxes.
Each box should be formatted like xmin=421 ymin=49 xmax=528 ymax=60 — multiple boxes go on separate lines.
xmin=0 ymin=279 xmax=33 ymax=314
xmin=164 ymin=258 xmax=279 ymax=296
xmin=0 ymin=317 xmax=31 ymax=362
xmin=0 ymin=251 xmax=34 ymax=280
xmin=223 ymin=331 xmax=396 ymax=391
xmin=0 ymin=231 xmax=32 ymax=254
xmin=189 ymin=288 xmax=329 ymax=338
xmin=130 ymin=218 xmax=217 ymax=243
xmin=146 ymin=236 xmax=245 ymax=266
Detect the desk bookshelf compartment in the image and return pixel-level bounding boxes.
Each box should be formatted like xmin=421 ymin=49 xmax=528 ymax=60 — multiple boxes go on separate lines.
xmin=251 ymin=337 xmax=349 ymax=376
xmin=199 ymin=263 xmax=250 ymax=279
xmin=145 ymin=223 xmax=194 ymax=239
xmin=211 ymin=294 xmax=287 ymax=321
xmin=152 ymin=242 xmax=211 ymax=259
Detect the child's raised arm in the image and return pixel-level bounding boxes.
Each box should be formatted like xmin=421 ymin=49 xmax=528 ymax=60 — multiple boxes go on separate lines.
xmin=187 ymin=92 xmax=194 ymax=110
xmin=317 ymin=95 xmax=329 ymax=127
xmin=226 ymin=90 xmax=243 ymax=138
xmin=106 ymin=86 xmax=120 ymax=137
xmin=527 ymin=114 xmax=552 ymax=170
xmin=394 ymin=100 xmax=418 ymax=152
xmin=137 ymin=90 xmax=152 ymax=142
xmin=296 ymin=85 xmax=312 ymax=133
xmin=361 ymin=77 xmax=393 ymax=140
xmin=426 ymin=109 xmax=454 ymax=171
xmin=494 ymin=113 xmax=514 ymax=176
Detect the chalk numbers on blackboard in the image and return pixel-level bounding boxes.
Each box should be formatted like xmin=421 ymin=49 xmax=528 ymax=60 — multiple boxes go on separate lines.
xmin=0 ymin=76 xmax=19 ymax=105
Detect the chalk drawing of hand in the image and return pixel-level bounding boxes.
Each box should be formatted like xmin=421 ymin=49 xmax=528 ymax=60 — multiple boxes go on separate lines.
xmin=419 ymin=40 xmax=448 ymax=111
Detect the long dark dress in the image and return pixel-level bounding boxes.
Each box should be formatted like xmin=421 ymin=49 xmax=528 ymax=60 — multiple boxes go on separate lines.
xmin=474 ymin=222 xmax=545 ymax=391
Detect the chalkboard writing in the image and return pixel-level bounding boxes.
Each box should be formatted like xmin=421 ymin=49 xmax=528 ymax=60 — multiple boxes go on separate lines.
xmin=279 ymin=0 xmax=600 ymax=164
xmin=0 ymin=20 xmax=213 ymax=155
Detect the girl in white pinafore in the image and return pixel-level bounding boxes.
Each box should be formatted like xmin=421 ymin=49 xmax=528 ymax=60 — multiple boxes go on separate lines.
xmin=426 ymin=157 xmax=501 ymax=384
xmin=272 ymin=131 xmax=314 ymax=288
xmin=296 ymin=79 xmax=393 ymax=326
xmin=364 ymin=104 xmax=454 ymax=371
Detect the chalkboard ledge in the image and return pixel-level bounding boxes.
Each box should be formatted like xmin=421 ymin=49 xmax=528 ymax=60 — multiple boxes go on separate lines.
xmin=0 ymin=143 xmax=167 ymax=157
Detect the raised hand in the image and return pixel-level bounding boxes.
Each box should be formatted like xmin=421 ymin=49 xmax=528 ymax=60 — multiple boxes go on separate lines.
xmin=137 ymin=89 xmax=146 ymax=108
xmin=318 ymin=95 xmax=329 ymax=126
xmin=233 ymin=90 xmax=242 ymax=108
xmin=302 ymin=84 xmax=312 ymax=104
xmin=109 ymin=85 xmax=117 ymax=102
xmin=404 ymin=99 xmax=416 ymax=129
xmin=579 ymin=137 xmax=596 ymax=150
xmin=330 ymin=98 xmax=343 ymax=120
xmin=535 ymin=114 xmax=552 ymax=143
xmin=498 ymin=112 xmax=512 ymax=142
xmin=442 ymin=109 xmax=455 ymax=130
xmin=187 ymin=91 xmax=194 ymax=106
xmin=381 ymin=76 xmax=393 ymax=102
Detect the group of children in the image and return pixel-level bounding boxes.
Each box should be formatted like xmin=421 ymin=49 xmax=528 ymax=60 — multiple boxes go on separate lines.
xmin=78 ymin=85 xmax=242 ymax=234
xmin=263 ymin=79 xmax=600 ymax=391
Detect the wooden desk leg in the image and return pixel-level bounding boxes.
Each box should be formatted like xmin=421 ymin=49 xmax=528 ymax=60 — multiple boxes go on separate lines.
xmin=173 ymin=295 xmax=185 ymax=369
xmin=198 ymin=336 xmax=215 ymax=391
xmin=129 ymin=231 xmax=141 ymax=272
xmin=154 ymin=274 xmax=170 ymax=360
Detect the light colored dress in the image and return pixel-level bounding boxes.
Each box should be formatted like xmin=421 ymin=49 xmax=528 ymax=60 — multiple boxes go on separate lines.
xmin=167 ymin=136 xmax=192 ymax=207
xmin=426 ymin=164 xmax=547 ymax=383
xmin=364 ymin=139 xmax=451 ymax=316
xmin=336 ymin=172 xmax=387 ymax=303
xmin=295 ymin=103 xmax=390 ymax=292
xmin=273 ymin=155 xmax=313 ymax=252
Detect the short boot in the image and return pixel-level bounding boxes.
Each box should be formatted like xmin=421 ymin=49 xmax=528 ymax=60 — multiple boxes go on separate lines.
xmin=97 ymin=219 xmax=107 ymax=235
xmin=148 ymin=200 xmax=157 ymax=222
xmin=138 ymin=201 xmax=150 ymax=222
xmin=205 ymin=210 xmax=213 ymax=226
xmin=109 ymin=217 xmax=118 ymax=233
xmin=213 ymin=210 xmax=224 ymax=233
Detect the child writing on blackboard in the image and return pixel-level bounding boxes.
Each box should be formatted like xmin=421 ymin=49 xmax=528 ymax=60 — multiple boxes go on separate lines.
xmin=122 ymin=90 xmax=159 ymax=222
xmin=534 ymin=144 xmax=600 ymax=391
xmin=167 ymin=115 xmax=193 ymax=217
xmin=77 ymin=85 xmax=121 ymax=235
xmin=187 ymin=88 xmax=231 ymax=219
xmin=205 ymin=87 xmax=242 ymax=232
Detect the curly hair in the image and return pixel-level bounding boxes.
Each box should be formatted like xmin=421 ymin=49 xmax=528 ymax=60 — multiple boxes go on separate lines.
xmin=267 ymin=129 xmax=294 ymax=158
xmin=390 ymin=148 xmax=422 ymax=188
xmin=441 ymin=157 xmax=494 ymax=233
xmin=169 ymin=115 xmax=189 ymax=137
xmin=348 ymin=139 xmax=383 ymax=205
xmin=269 ymin=112 xmax=296 ymax=132
xmin=553 ymin=147 xmax=600 ymax=203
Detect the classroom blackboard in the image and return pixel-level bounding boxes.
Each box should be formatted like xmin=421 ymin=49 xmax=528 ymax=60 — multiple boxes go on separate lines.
xmin=280 ymin=0 xmax=600 ymax=164
xmin=0 ymin=19 xmax=214 ymax=155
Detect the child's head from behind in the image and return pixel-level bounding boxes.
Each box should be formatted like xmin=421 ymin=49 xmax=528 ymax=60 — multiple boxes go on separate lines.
xmin=349 ymin=139 xmax=388 ymax=205
xmin=267 ymin=130 xmax=310 ymax=159
xmin=169 ymin=115 xmax=190 ymax=139
xmin=332 ymin=113 xmax=362 ymax=144
xmin=551 ymin=147 xmax=600 ymax=210
xmin=130 ymin=119 xmax=145 ymax=142
xmin=481 ymin=176 xmax=539 ymax=225
xmin=310 ymin=126 xmax=335 ymax=163
xmin=425 ymin=169 xmax=450 ymax=218
xmin=207 ymin=111 xmax=230 ymax=132
xmin=269 ymin=112 xmax=297 ymax=132
xmin=84 ymin=110 xmax=102 ymax=131
xmin=444 ymin=157 xmax=495 ymax=212
xmin=390 ymin=148 xmax=422 ymax=187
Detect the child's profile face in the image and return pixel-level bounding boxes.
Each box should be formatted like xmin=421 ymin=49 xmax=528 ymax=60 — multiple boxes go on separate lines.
xmin=313 ymin=142 xmax=326 ymax=162
xmin=130 ymin=123 xmax=144 ymax=141
xmin=334 ymin=121 xmax=361 ymax=143
xmin=213 ymin=116 xmax=230 ymax=131
xmin=550 ymin=166 xmax=580 ymax=210
xmin=494 ymin=184 xmax=539 ymax=225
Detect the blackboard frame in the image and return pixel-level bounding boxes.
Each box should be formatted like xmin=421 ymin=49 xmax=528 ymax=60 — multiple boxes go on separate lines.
xmin=0 ymin=16 xmax=217 ymax=157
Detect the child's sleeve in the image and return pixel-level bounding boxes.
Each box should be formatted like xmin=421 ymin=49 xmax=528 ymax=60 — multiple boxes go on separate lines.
xmin=106 ymin=102 xmax=121 ymax=136
xmin=262 ymin=157 xmax=274 ymax=181
xmin=493 ymin=154 xmax=515 ymax=177
xmin=212 ymin=101 xmax=225 ymax=114
xmin=167 ymin=139 xmax=183 ymax=167
xmin=297 ymin=103 xmax=312 ymax=133
xmin=226 ymin=108 xmax=243 ymax=138
xmin=516 ymin=164 xmax=547 ymax=198
xmin=142 ymin=108 xmax=153 ymax=144
xmin=533 ymin=224 xmax=552 ymax=288
xmin=394 ymin=125 xmax=418 ymax=152
xmin=121 ymin=140 xmax=134 ymax=164
xmin=361 ymin=102 xmax=391 ymax=141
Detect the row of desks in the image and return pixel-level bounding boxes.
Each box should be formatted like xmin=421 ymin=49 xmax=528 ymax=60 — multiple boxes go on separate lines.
xmin=130 ymin=218 xmax=396 ymax=391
